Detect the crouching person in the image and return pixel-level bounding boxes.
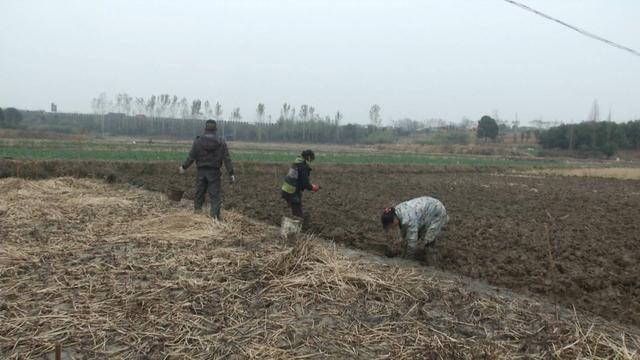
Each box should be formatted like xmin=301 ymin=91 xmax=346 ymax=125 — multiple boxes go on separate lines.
xmin=381 ymin=196 xmax=448 ymax=262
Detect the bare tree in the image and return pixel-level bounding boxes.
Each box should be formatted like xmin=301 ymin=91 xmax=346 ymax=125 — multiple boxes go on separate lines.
xmin=299 ymin=104 xmax=309 ymax=122
xmin=393 ymin=118 xmax=422 ymax=132
xmin=230 ymin=108 xmax=241 ymax=141
xmin=122 ymin=93 xmax=133 ymax=115
xmin=231 ymin=107 xmax=242 ymax=121
xmin=279 ymin=103 xmax=291 ymax=121
xmin=587 ymin=99 xmax=600 ymax=148
xmin=369 ymin=104 xmax=382 ymax=127
xmin=334 ymin=111 xmax=343 ymax=126
xmin=91 ymin=98 xmax=100 ymax=114
xmin=179 ymin=98 xmax=190 ymax=119
xmin=115 ymin=94 xmax=124 ymax=113
xmin=157 ymin=94 xmax=171 ymax=117
xmin=256 ymin=103 xmax=265 ymax=123
xmin=97 ymin=92 xmax=109 ymax=114
xmin=214 ymin=101 xmax=223 ymax=120
xmin=146 ymin=96 xmax=157 ymax=117
xmin=134 ymin=97 xmax=145 ymax=115
xmin=170 ymin=95 xmax=178 ymax=118
xmin=91 ymin=92 xmax=109 ymax=137
xmin=191 ymin=99 xmax=202 ymax=118
xmin=460 ymin=116 xmax=473 ymax=129
xmin=334 ymin=111 xmax=343 ymax=142
xmin=204 ymin=100 xmax=213 ymax=118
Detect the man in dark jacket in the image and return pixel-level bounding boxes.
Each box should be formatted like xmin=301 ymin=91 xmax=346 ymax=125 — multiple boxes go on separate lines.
xmin=179 ymin=120 xmax=234 ymax=220
xmin=281 ymin=149 xmax=319 ymax=222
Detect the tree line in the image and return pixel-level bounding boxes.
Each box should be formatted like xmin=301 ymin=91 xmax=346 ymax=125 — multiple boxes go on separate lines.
xmin=6 ymin=104 xmax=541 ymax=146
xmin=14 ymin=108 xmax=469 ymax=145
xmin=16 ymin=108 xmax=392 ymax=144
xmin=0 ymin=107 xmax=23 ymax=128
xmin=17 ymin=93 xmax=625 ymax=149
xmin=75 ymin=93 xmax=393 ymax=143
xmin=538 ymin=120 xmax=640 ymax=156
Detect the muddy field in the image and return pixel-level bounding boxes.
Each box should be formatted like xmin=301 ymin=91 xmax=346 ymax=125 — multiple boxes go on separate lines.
xmin=2 ymin=159 xmax=640 ymax=328
xmin=228 ymin=164 xmax=640 ymax=328
xmin=4 ymin=177 xmax=640 ymax=358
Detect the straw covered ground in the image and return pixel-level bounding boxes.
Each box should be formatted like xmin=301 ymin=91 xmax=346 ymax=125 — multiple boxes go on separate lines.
xmin=1 ymin=178 xmax=639 ymax=359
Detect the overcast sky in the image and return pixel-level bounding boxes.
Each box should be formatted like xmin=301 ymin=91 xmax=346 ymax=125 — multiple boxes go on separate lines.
xmin=1 ymin=0 xmax=638 ymax=125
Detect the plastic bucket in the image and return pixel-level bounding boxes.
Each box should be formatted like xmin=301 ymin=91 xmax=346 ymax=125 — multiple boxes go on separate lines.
xmin=167 ymin=186 xmax=184 ymax=202
xmin=281 ymin=216 xmax=302 ymax=239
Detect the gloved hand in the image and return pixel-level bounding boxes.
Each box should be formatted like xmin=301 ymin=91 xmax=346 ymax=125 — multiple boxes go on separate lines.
xmin=230 ymin=175 xmax=236 ymax=184
xmin=311 ymin=184 xmax=320 ymax=193
xmin=178 ymin=166 xmax=186 ymax=175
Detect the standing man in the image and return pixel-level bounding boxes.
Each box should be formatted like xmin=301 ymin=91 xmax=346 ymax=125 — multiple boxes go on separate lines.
xmin=281 ymin=149 xmax=319 ymax=225
xmin=179 ymin=120 xmax=235 ymax=220
xmin=381 ymin=196 xmax=448 ymax=261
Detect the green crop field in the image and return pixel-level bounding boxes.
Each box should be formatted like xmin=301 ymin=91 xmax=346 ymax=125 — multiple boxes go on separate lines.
xmin=1 ymin=138 xmax=632 ymax=168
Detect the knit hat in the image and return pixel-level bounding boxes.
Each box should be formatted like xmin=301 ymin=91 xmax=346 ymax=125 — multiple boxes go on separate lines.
xmin=205 ymin=120 xmax=217 ymax=131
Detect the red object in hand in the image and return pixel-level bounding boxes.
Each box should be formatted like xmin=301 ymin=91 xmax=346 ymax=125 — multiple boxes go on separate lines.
xmin=312 ymin=184 xmax=320 ymax=192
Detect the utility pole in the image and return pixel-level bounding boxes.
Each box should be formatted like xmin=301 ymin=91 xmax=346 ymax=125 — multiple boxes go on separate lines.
xmin=569 ymin=126 xmax=575 ymax=150
xmin=606 ymin=108 xmax=613 ymax=143
xmin=588 ymin=100 xmax=600 ymax=149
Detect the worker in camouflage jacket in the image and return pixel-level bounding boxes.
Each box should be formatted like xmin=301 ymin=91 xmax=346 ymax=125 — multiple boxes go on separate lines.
xmin=281 ymin=149 xmax=320 ymax=223
xmin=179 ymin=120 xmax=235 ymax=220
xmin=381 ymin=196 xmax=448 ymax=260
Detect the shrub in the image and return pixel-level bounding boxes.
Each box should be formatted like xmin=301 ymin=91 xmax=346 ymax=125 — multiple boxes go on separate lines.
xmin=360 ymin=130 xmax=397 ymax=144
xmin=601 ymin=143 xmax=617 ymax=158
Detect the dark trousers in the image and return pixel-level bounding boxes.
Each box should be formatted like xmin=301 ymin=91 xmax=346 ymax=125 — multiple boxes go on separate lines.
xmin=290 ymin=202 xmax=303 ymax=218
xmin=195 ymin=167 xmax=222 ymax=219
xmin=282 ymin=191 xmax=308 ymax=226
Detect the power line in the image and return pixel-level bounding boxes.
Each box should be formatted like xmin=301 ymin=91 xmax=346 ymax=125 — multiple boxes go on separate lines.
xmin=503 ymin=0 xmax=640 ymax=58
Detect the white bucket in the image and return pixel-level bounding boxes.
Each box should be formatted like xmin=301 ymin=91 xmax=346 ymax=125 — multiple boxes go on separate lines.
xmin=281 ymin=216 xmax=302 ymax=240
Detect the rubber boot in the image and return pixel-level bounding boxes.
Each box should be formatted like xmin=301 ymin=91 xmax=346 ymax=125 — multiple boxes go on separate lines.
xmin=424 ymin=241 xmax=438 ymax=265
xmin=211 ymin=206 xmax=221 ymax=221
xmin=301 ymin=212 xmax=311 ymax=231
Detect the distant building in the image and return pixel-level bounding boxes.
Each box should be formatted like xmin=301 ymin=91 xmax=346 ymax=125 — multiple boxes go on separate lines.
xmin=50 ymin=103 xmax=57 ymax=112
xmin=105 ymin=112 xmax=126 ymax=121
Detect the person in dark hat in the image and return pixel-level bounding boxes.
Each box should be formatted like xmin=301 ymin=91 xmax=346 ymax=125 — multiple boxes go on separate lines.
xmin=179 ymin=120 xmax=235 ymax=220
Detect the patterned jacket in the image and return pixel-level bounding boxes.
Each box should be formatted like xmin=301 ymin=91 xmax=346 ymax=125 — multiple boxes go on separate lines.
xmin=395 ymin=196 xmax=445 ymax=244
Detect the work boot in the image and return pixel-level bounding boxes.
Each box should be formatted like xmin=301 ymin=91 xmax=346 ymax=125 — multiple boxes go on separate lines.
xmin=405 ymin=248 xmax=425 ymax=262
xmin=211 ymin=208 xmax=221 ymax=221
xmin=424 ymin=242 xmax=438 ymax=265
xmin=301 ymin=213 xmax=311 ymax=230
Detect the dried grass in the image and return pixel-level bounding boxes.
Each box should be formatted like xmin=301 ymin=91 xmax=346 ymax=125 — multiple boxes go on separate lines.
xmin=531 ymin=167 xmax=640 ymax=180
xmin=1 ymin=177 xmax=639 ymax=359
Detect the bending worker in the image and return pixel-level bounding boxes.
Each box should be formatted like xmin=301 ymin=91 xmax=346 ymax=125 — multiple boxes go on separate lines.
xmin=179 ymin=120 xmax=235 ymax=220
xmin=381 ymin=196 xmax=448 ymax=261
xmin=281 ymin=149 xmax=319 ymax=224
